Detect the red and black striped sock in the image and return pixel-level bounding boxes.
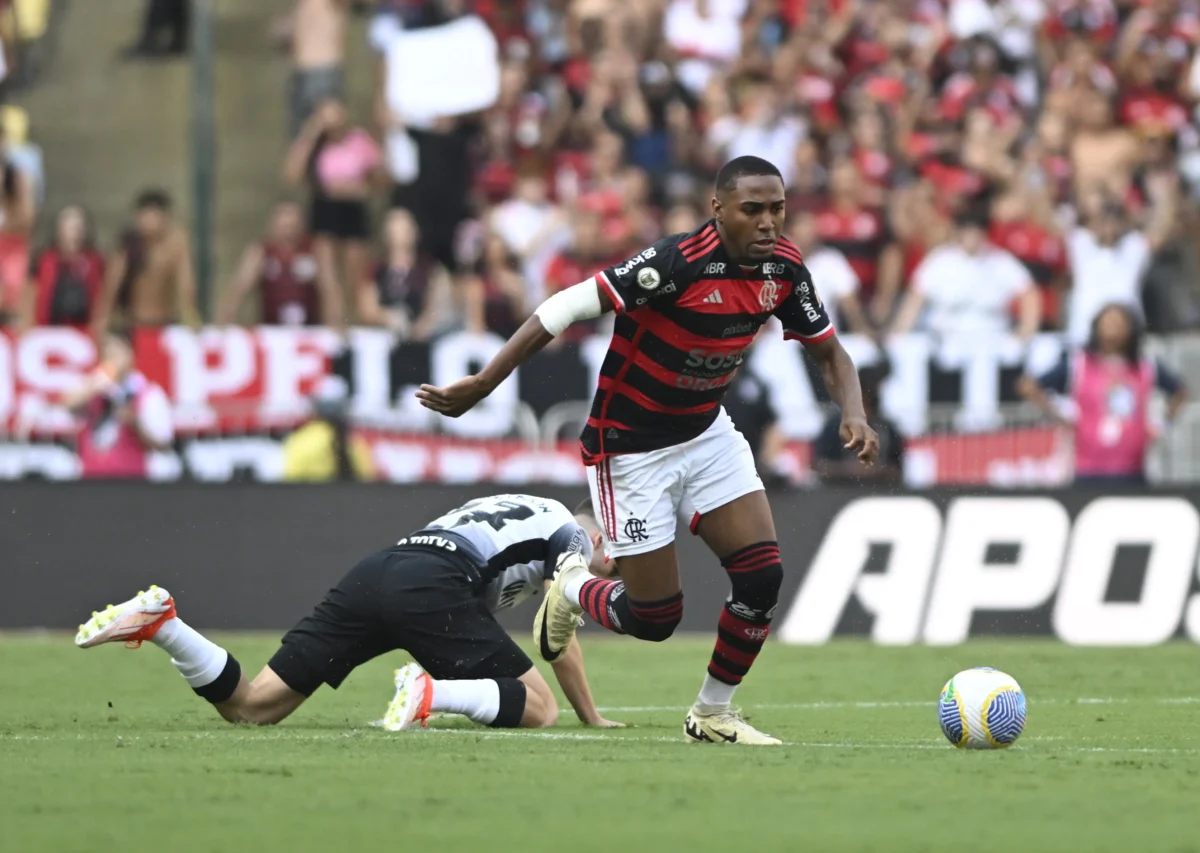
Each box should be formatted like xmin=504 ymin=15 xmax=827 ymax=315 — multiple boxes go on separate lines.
xmin=579 ymin=578 xmax=626 ymax=635
xmin=708 ymin=606 xmax=771 ymax=685
xmin=707 ymin=541 xmax=783 ymax=686
xmin=579 ymin=579 xmax=684 ymax=641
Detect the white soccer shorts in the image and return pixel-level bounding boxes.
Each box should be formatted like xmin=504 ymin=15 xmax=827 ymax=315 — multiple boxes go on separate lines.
xmin=586 ymin=407 xmax=765 ymax=559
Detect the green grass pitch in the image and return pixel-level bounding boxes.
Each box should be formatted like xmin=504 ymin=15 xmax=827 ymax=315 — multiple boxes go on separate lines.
xmin=3 ymin=635 xmax=1199 ymax=853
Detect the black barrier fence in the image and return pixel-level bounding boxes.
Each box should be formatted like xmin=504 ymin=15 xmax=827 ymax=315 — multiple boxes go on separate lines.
xmin=3 ymin=485 xmax=1199 ymax=645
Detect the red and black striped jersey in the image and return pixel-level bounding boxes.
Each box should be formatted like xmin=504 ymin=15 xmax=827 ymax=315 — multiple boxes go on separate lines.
xmin=581 ymin=219 xmax=835 ymax=465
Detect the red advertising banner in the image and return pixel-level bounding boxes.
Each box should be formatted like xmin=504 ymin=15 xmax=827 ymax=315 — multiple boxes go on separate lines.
xmin=0 ymin=326 xmax=1069 ymax=485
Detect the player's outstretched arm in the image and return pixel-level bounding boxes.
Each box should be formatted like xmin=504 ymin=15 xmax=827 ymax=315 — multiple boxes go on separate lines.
xmin=549 ymin=634 xmax=625 ymax=728
xmin=806 ymin=335 xmax=880 ymax=465
xmin=416 ymin=280 xmax=613 ymax=417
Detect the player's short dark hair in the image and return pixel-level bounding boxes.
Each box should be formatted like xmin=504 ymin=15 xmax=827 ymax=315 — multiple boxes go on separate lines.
xmin=715 ymin=156 xmax=783 ymax=193
xmin=135 ymin=189 xmax=172 ymax=212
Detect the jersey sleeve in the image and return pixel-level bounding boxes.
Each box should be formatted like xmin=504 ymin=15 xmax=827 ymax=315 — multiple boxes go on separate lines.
xmin=595 ymin=235 xmax=683 ymax=314
xmin=544 ymin=521 xmax=593 ymax=581
xmin=775 ymin=260 xmax=835 ymax=345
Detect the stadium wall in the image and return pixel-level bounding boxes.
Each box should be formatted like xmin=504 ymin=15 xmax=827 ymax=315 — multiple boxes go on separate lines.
xmin=4 ymin=484 xmax=1199 ymax=645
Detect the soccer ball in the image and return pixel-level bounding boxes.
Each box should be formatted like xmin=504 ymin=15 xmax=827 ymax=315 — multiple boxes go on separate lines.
xmin=938 ymin=667 xmax=1026 ymax=749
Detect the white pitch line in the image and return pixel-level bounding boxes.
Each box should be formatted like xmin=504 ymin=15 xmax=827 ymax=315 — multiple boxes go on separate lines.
xmin=596 ymin=696 xmax=1200 ymax=713
xmin=4 ymin=728 xmax=1196 ymax=756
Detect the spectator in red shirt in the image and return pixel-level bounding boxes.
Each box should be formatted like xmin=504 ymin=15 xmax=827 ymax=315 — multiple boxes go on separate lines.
xmin=849 ymin=108 xmax=895 ymax=208
xmin=816 ymin=157 xmax=902 ymax=319
xmin=1117 ymin=47 xmax=1193 ymax=143
xmin=20 ymin=205 xmax=106 ymax=332
xmin=464 ymin=232 xmax=530 ymax=339
xmin=939 ymin=37 xmax=1025 ymax=129
xmin=218 ymin=201 xmax=341 ymax=328
xmin=989 ymin=189 xmax=1069 ymax=329
xmin=1042 ymin=0 xmax=1119 ymax=50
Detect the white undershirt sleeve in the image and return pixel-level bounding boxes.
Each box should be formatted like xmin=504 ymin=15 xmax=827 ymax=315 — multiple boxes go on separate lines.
xmin=534 ymin=279 xmax=604 ymax=337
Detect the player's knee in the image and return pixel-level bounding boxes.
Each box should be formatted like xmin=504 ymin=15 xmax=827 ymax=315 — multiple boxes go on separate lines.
xmin=520 ymin=686 xmax=558 ymax=728
xmin=218 ymin=700 xmax=289 ymax=726
xmin=625 ymin=593 xmax=683 ymax=642
xmin=723 ymin=541 xmax=784 ymax=610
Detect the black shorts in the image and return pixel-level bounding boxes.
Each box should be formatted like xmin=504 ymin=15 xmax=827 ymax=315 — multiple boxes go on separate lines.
xmin=309 ymin=197 xmax=370 ymax=240
xmin=267 ymin=545 xmax=533 ymax=696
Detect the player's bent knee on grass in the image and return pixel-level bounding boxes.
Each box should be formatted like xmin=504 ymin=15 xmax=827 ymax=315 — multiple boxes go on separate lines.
xmin=518 ymin=667 xmax=559 ymax=728
xmin=214 ymin=666 xmax=307 ymax=726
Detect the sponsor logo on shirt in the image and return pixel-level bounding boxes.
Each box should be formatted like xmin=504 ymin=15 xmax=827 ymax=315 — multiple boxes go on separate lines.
xmin=397 ymin=534 xmax=457 ymax=551
xmin=613 ymin=247 xmax=658 ymax=277
xmin=722 ymin=321 xmax=756 ymax=338
xmin=633 ymin=280 xmax=676 ymax=306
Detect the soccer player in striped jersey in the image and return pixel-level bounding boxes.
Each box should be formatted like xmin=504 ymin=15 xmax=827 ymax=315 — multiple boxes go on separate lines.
xmin=418 ymin=157 xmax=879 ymax=745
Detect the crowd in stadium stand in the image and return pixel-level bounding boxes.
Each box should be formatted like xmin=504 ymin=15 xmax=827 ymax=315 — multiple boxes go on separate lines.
xmin=7 ymin=0 xmax=1200 ymax=346
xmin=299 ymin=0 xmax=1200 ymax=347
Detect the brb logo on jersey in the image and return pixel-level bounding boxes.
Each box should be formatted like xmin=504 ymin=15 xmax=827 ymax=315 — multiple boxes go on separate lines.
xmin=759 ymin=280 xmax=781 ymax=311
xmin=762 ymin=262 xmax=786 ymax=275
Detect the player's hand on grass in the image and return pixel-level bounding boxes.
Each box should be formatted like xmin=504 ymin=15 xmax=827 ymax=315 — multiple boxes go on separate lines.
xmin=417 ymin=375 xmax=490 ymax=417
xmin=583 ymin=717 xmax=627 ymax=728
xmin=840 ymin=416 xmax=880 ymax=465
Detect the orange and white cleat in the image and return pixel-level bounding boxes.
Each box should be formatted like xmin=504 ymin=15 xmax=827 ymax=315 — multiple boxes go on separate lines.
xmin=380 ymin=663 xmax=433 ymax=731
xmin=74 ymin=586 xmax=176 ymax=649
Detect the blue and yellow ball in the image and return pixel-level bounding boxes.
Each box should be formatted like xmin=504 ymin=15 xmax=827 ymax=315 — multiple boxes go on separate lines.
xmin=939 ymin=667 xmax=1026 ymax=749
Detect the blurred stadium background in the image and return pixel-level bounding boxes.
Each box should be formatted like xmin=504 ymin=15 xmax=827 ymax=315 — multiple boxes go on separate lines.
xmin=6 ymin=8 xmax=1200 ymax=851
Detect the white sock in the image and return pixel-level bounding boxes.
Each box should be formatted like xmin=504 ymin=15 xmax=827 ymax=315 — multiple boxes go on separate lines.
xmin=430 ymin=678 xmax=501 ymax=725
xmin=151 ymin=617 xmax=229 ymax=690
xmin=562 ymin=571 xmax=593 ymax=607
xmin=696 ymin=674 xmax=738 ymax=712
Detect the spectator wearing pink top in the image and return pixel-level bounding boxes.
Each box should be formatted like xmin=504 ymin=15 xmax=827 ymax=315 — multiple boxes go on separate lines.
xmin=1020 ymin=303 xmax=1187 ymax=485
xmin=284 ymin=99 xmax=385 ymax=322
xmin=64 ymin=332 xmax=174 ymax=480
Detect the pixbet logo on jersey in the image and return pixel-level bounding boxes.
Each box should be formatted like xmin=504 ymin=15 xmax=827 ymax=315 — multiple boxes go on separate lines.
xmin=776 ymin=496 xmax=1200 ymax=646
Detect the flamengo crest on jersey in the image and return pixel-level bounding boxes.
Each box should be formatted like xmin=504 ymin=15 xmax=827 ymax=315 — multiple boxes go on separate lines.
xmin=416 ymin=494 xmax=591 ymax=614
xmin=585 ymin=220 xmax=834 ymax=464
